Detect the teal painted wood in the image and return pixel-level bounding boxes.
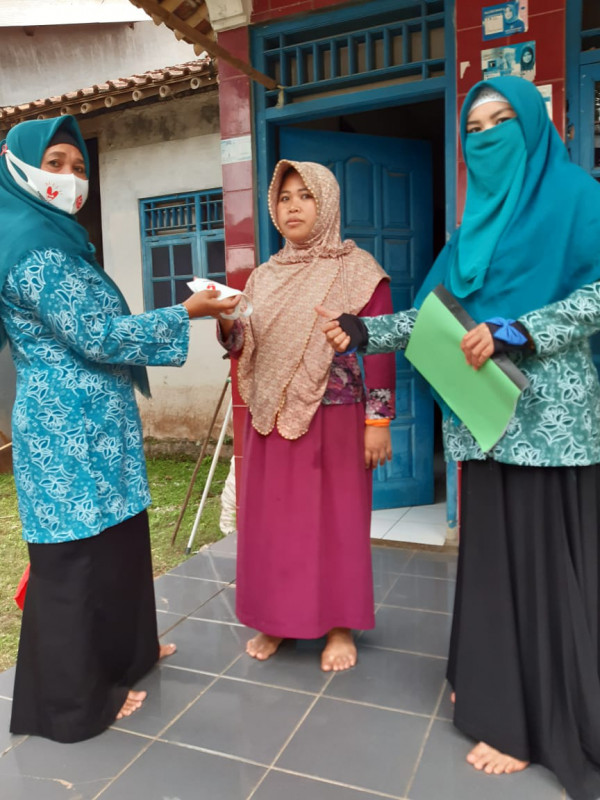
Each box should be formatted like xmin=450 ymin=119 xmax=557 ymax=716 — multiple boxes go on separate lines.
xmin=567 ymin=2 xmax=600 ymax=372
xmin=579 ymin=61 xmax=600 ymax=180
xmin=280 ymin=126 xmax=434 ymax=508
xmin=139 ymin=190 xmax=225 ymax=311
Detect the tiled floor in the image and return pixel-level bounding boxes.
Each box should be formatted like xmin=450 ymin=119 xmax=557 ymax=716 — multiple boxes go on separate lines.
xmin=0 ymin=534 xmax=567 ymax=799
xmin=371 ymin=502 xmax=448 ymax=546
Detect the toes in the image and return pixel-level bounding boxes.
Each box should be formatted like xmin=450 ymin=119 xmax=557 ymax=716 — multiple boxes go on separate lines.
xmin=159 ymin=643 xmax=177 ymax=659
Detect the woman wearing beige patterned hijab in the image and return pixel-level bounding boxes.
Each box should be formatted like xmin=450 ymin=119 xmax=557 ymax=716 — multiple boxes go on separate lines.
xmin=219 ymin=160 xmax=396 ymax=670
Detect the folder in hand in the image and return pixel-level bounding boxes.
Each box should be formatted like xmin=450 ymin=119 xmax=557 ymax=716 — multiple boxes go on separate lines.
xmin=405 ymin=285 xmax=529 ymax=453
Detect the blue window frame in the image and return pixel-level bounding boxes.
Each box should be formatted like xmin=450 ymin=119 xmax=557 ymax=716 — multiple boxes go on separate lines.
xmin=566 ymin=0 xmax=600 ymax=179
xmin=139 ymin=190 xmax=225 ymax=310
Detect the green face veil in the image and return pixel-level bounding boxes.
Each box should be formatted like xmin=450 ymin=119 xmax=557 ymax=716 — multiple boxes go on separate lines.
xmin=0 ymin=116 xmax=150 ymax=397
xmin=416 ymin=76 xmax=600 ymax=322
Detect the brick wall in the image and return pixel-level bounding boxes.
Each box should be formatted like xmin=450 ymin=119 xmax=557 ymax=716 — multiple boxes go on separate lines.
xmin=455 ymin=0 xmax=566 ymax=219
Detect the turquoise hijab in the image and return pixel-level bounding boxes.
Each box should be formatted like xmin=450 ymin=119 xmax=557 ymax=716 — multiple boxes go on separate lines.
xmin=0 ymin=116 xmax=150 ymax=397
xmin=416 ymin=76 xmax=600 ymax=320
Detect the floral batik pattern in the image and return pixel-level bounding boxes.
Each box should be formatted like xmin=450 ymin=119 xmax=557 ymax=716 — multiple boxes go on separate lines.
xmin=1 ymin=249 xmax=190 ymax=543
xmin=364 ymin=285 xmax=600 ymax=467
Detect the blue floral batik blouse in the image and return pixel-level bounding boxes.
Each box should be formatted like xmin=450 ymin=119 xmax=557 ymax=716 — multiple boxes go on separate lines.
xmin=0 ymin=248 xmax=190 ymax=544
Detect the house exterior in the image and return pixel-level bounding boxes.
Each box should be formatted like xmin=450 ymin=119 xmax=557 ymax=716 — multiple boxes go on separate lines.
xmin=0 ymin=1 xmax=233 ymax=462
xmin=2 ymin=0 xmax=598 ymax=531
xmin=127 ymin=0 xmax=599 ymax=535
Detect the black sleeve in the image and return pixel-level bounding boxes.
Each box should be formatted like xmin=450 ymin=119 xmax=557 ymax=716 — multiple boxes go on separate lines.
xmin=485 ymin=321 xmax=536 ymax=354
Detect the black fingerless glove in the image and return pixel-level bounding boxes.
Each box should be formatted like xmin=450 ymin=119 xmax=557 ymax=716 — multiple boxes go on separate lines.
xmin=337 ymin=313 xmax=369 ymax=352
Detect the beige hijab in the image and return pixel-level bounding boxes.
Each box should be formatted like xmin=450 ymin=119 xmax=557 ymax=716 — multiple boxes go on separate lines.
xmin=237 ymin=160 xmax=388 ymax=440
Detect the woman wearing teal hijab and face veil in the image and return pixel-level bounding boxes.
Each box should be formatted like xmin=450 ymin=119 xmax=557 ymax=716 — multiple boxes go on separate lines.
xmin=319 ymin=76 xmax=600 ymax=799
xmin=0 ymin=115 xmax=238 ymax=742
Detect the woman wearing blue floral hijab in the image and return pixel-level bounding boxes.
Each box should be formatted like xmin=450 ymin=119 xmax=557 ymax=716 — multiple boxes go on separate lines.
xmin=0 ymin=115 xmax=237 ymax=742
xmin=320 ymin=76 xmax=600 ymax=799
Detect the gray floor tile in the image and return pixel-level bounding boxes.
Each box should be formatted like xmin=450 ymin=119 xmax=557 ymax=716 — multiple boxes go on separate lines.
xmin=169 ymin=551 xmax=237 ymax=582
xmin=100 ymin=740 xmax=264 ymax=800
xmin=0 ymin=697 xmax=25 ymax=755
xmin=0 ymin=728 xmax=149 ymax=800
xmin=373 ymin=570 xmax=401 ymax=603
xmin=207 ymin=532 xmax=237 ymax=555
xmin=191 ymin=586 xmax=238 ymax=623
xmin=156 ymin=609 xmax=186 ymax=635
xmin=111 ymin=664 xmax=213 ymax=736
xmin=324 ymin=647 xmax=446 ymax=715
xmin=225 ymin=639 xmax=331 ymax=693
xmin=163 ymin=677 xmax=315 ymax=764
xmin=253 ymin=770 xmax=387 ymax=799
xmin=403 ymin=552 xmax=458 ymax=580
xmin=277 ymin=696 xmax=429 ymax=797
xmin=361 ymin=605 xmax=452 ymax=658
xmin=408 ymin=720 xmax=564 ymax=800
xmin=153 ymin=574 xmax=229 ymax=617
xmin=0 ymin=666 xmax=15 ymax=700
xmin=436 ymin=681 xmax=454 ymax=721
xmin=162 ymin=618 xmax=247 ymax=674
xmin=371 ymin=545 xmax=415 ymax=575
xmin=383 ymin=574 xmax=456 ymax=613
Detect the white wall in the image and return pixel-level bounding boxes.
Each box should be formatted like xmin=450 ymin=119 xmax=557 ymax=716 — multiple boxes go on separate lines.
xmin=0 ymin=0 xmax=148 ymax=26
xmin=0 ymin=21 xmax=194 ymax=107
xmin=0 ymin=348 xmax=15 ymax=442
xmin=85 ymin=91 xmax=230 ymax=440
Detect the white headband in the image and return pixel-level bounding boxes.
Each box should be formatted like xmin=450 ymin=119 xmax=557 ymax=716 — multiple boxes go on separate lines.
xmin=469 ymin=86 xmax=510 ymax=112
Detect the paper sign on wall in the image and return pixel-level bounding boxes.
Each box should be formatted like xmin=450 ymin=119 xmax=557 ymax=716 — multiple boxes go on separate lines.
xmin=482 ymin=41 xmax=536 ymax=81
xmin=537 ymin=84 xmax=553 ymax=120
xmin=482 ymin=1 xmax=528 ymax=41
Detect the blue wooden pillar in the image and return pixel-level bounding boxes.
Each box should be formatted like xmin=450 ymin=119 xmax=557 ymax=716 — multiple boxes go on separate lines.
xmin=445 ymin=459 xmax=459 ymax=543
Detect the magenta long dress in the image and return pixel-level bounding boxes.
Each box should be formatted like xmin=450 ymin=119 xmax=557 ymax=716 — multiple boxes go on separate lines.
xmin=235 ymin=281 xmax=395 ymax=639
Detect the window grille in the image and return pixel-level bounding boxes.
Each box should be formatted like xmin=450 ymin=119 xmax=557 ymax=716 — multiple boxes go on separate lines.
xmin=140 ymin=190 xmax=225 ymax=310
xmin=254 ymin=0 xmax=445 ymax=108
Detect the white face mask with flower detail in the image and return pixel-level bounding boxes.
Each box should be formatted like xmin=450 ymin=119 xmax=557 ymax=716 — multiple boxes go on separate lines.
xmin=3 ymin=146 xmax=88 ymax=215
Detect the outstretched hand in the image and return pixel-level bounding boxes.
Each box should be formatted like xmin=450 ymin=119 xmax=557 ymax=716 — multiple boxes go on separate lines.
xmin=461 ymin=323 xmax=494 ymax=370
xmin=183 ymin=290 xmax=241 ymax=320
xmin=315 ymin=305 xmax=350 ymax=352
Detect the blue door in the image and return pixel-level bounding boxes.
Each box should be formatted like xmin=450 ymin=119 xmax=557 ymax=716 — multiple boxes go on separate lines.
xmin=579 ymin=62 xmax=600 ymax=373
xmin=280 ymin=127 xmax=434 ymax=508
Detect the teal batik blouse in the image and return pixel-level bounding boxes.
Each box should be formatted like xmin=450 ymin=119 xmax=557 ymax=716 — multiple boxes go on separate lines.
xmin=363 ymin=281 xmax=600 ymax=467
xmin=1 ymin=248 xmax=190 ymax=544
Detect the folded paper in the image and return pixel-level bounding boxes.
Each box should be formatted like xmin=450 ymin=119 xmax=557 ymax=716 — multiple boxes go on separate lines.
xmin=187 ymin=277 xmax=252 ymax=319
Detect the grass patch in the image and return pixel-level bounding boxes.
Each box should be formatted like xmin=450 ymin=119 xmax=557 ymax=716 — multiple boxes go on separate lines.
xmin=0 ymin=454 xmax=231 ymax=671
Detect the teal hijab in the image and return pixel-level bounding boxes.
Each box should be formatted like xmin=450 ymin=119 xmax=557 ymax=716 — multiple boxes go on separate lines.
xmin=0 ymin=116 xmax=150 ymax=397
xmin=416 ymin=76 xmax=600 ymax=320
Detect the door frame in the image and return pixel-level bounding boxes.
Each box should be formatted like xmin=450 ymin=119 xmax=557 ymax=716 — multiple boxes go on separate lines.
xmin=250 ymin=0 xmax=457 ymax=519
xmin=252 ymin=0 xmax=457 ymax=263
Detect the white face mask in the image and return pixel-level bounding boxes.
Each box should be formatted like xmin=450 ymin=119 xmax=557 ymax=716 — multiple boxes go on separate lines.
xmin=4 ymin=148 xmax=88 ymax=215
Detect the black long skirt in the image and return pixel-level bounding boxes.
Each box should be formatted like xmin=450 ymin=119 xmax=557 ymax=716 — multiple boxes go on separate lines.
xmin=448 ymin=460 xmax=600 ymax=800
xmin=10 ymin=510 xmax=159 ymax=743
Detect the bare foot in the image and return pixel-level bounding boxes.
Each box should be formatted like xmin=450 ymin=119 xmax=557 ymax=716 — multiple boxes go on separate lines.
xmin=159 ymin=643 xmax=177 ymax=659
xmin=116 ymin=690 xmax=147 ymax=720
xmin=321 ymin=628 xmax=357 ymax=672
xmin=451 ymin=691 xmax=456 ymax=704
xmin=246 ymin=633 xmax=283 ymax=661
xmin=467 ymin=742 xmax=529 ymax=775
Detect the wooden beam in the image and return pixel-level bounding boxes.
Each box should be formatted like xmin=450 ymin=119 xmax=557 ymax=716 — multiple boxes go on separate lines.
xmin=130 ymin=0 xmax=278 ymax=90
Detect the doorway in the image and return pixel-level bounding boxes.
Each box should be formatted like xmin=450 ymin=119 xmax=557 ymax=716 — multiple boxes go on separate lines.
xmin=276 ymin=98 xmax=447 ymax=514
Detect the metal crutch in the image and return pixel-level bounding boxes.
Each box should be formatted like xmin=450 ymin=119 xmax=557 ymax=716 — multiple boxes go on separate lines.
xmin=171 ymin=376 xmax=230 ymax=546
xmin=185 ymin=395 xmax=233 ymax=554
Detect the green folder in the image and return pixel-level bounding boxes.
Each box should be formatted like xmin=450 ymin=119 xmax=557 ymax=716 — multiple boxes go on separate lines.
xmin=405 ymin=285 xmax=529 ymax=453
